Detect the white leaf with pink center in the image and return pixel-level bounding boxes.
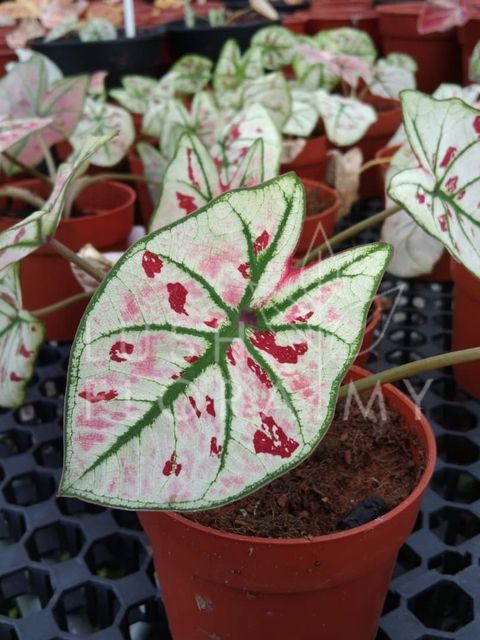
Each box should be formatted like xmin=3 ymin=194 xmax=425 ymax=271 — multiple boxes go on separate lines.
xmin=213 ymin=39 xmax=263 ymax=108
xmin=388 ymin=90 xmax=480 ymax=277
xmin=242 ymin=72 xmax=292 ymax=130
xmin=369 ymin=59 xmax=416 ymax=100
xmin=0 ymin=56 xmax=89 ymax=171
xmin=315 ymin=90 xmax=377 ymax=146
xmin=0 ymin=263 xmax=44 ymax=408
xmin=61 ymin=173 xmax=391 ymax=510
xmin=0 ymin=133 xmax=115 ymax=273
xmin=418 ymin=0 xmax=473 ymax=34
xmin=110 ymin=75 xmax=160 ymax=115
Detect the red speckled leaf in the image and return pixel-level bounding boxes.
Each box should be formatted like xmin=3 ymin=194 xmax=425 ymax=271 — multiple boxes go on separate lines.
xmin=61 ymin=173 xmax=391 ymax=510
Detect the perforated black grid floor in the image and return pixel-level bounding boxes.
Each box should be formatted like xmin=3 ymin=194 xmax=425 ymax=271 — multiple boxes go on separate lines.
xmin=0 ymin=203 xmax=479 ymax=639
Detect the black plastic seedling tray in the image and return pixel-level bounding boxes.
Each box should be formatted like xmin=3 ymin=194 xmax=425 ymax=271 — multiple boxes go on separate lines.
xmin=0 ymin=200 xmax=478 ymax=639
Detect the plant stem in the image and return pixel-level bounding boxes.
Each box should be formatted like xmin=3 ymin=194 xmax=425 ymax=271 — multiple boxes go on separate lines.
xmin=32 ymin=290 xmax=93 ymax=317
xmin=38 ymin=134 xmax=57 ymax=181
xmin=0 ymin=187 xmax=46 ymax=209
xmin=49 ymin=238 xmax=105 ymax=282
xmin=360 ymin=156 xmax=395 ymax=174
xmin=338 ymin=347 xmax=480 ymax=399
xmin=297 ymin=204 xmax=400 ymax=267
xmin=1 ymin=152 xmax=53 ymax=187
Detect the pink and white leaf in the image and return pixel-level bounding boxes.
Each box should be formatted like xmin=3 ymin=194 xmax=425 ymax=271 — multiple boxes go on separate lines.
xmin=369 ymin=59 xmax=416 ymax=100
xmin=71 ymin=244 xmax=122 ymax=292
xmin=0 ymin=133 xmax=115 ymax=273
xmin=250 ymin=25 xmax=297 ymax=70
xmin=110 ymin=75 xmax=159 ymax=115
xmin=315 ymin=27 xmax=377 ymax=65
xmin=296 ymin=43 xmax=373 ymax=89
xmin=242 ymin=71 xmax=292 ymax=130
xmin=282 ymin=88 xmax=318 ymax=138
xmin=326 ymin=147 xmax=363 ymax=218
xmin=70 ymin=98 xmax=134 ymax=167
xmin=137 ymin=142 xmax=168 ymax=206
xmin=0 ymin=116 xmax=52 ymax=153
xmin=315 ymin=89 xmax=377 ymax=146
xmin=149 ymin=133 xmax=215 ymax=231
xmin=418 ymin=0 xmax=472 ymax=33
xmin=215 ymin=103 xmax=282 ymax=184
xmin=61 ymin=173 xmax=391 ymax=510
xmin=388 ymin=90 xmax=480 ymax=277
xmin=0 ymin=263 xmax=44 ymax=408
xmin=6 ymin=18 xmax=45 ymax=49
xmin=169 ymin=55 xmax=213 ymax=94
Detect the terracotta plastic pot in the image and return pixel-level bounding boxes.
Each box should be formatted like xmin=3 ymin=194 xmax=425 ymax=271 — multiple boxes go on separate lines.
xmin=354 ymin=296 xmax=382 ymax=367
xmin=295 ymin=178 xmax=339 ymax=255
xmin=451 ymin=259 xmax=480 ymax=399
xmin=457 ymin=14 xmax=480 ymax=85
xmin=282 ymin=10 xmax=310 ymax=35
xmin=127 ymin=150 xmax=155 ymax=228
xmin=377 ymin=3 xmax=461 ymax=93
xmin=351 ymin=96 xmax=402 ymax=199
xmin=139 ymin=365 xmax=436 ymax=640
xmin=281 ymin=134 xmax=328 ymax=181
xmin=0 ymin=179 xmax=135 ymax=341
xmin=307 ymin=7 xmax=381 ymax=49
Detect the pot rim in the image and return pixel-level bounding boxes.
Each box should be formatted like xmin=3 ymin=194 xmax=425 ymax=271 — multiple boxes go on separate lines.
xmin=29 ymin=25 xmax=165 ymax=48
xmin=0 ymin=178 xmax=136 ymax=226
xmin=153 ymin=365 xmax=437 ymax=545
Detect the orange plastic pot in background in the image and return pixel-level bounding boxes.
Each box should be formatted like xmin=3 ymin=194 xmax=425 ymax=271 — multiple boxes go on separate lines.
xmin=295 ymin=178 xmax=339 ymax=255
xmin=140 ymin=365 xmax=436 ymax=640
xmin=282 ymin=11 xmax=310 ymax=35
xmin=451 ymin=259 xmax=480 ymax=399
xmin=457 ymin=14 xmax=480 ymax=85
xmin=0 ymin=179 xmax=135 ymax=341
xmin=307 ymin=7 xmax=381 ymax=50
xmin=377 ymin=3 xmax=461 ymax=93
xmin=281 ymin=134 xmax=328 ymax=181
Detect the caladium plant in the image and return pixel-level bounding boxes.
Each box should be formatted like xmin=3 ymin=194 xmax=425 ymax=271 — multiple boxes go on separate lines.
xmin=470 ymin=42 xmax=480 ymax=83
xmin=0 ymin=116 xmax=53 ymax=154
xmin=0 ymin=55 xmax=89 ymax=174
xmin=213 ymin=39 xmax=264 ymax=109
xmin=417 ymin=0 xmax=479 ymax=33
xmin=388 ymin=91 xmax=480 ymax=278
xmin=315 ymin=90 xmax=377 ymax=147
xmin=60 ymin=172 xmax=391 ymax=510
xmin=149 ymin=103 xmax=281 ymax=230
xmin=250 ymin=25 xmax=297 ymax=71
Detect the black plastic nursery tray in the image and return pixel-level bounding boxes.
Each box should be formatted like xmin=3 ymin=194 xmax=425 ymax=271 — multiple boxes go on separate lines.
xmin=0 ymin=200 xmax=479 ymax=639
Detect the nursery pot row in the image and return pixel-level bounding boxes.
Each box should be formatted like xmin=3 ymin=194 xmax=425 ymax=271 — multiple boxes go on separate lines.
xmin=140 ymin=365 xmax=436 ymax=640
xmin=0 ymin=179 xmax=135 ymax=341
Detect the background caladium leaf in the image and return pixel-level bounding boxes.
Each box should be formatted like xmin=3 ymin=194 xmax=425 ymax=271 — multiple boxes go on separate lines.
xmin=0 ymin=116 xmax=53 ymax=153
xmin=44 ymin=16 xmax=79 ymax=42
xmin=60 ymin=173 xmax=391 ymax=510
xmin=381 ymin=142 xmax=444 ymax=277
xmin=213 ymin=39 xmax=263 ymax=96
xmin=110 ymin=75 xmax=160 ymax=114
xmin=6 ymin=18 xmax=45 ymax=49
xmin=369 ymin=59 xmax=416 ymax=99
xmin=0 ymin=133 xmax=115 ymax=273
xmin=250 ymin=25 xmax=297 ymax=70
xmin=315 ymin=90 xmax=377 ymax=146
xmin=295 ymin=43 xmax=373 ymax=90
xmin=137 ymin=142 xmax=168 ymax=205
xmin=384 ymin=52 xmax=418 ymax=73
xmin=78 ymin=18 xmax=117 ymax=42
xmin=0 ymin=56 xmax=89 ymax=172
xmin=315 ymin=27 xmax=377 ymax=66
xmin=242 ymin=71 xmax=291 ymax=130
xmin=214 ymin=104 xmax=281 ymax=184
xmin=417 ymin=0 xmax=472 ymax=33
xmin=282 ymin=89 xmax=318 ymax=138
xmin=292 ymin=36 xmax=340 ymax=92
xmin=388 ymin=91 xmax=480 ymax=277
xmin=469 ymin=42 xmax=480 ymax=82
xmin=0 ymin=263 xmax=44 ymax=408
xmin=169 ymin=55 xmax=213 ymax=94
xmin=326 ymin=148 xmax=363 ymax=218
xmin=70 ymin=98 xmax=134 ymax=167
xmin=71 ymin=244 xmax=122 ymax=293
xmin=88 ymin=71 xmax=108 ymax=99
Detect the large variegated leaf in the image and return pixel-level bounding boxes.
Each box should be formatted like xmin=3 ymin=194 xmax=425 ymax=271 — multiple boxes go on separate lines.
xmin=370 ymin=59 xmax=416 ymax=99
xmin=0 ymin=56 xmax=89 ymax=171
xmin=315 ymin=90 xmax=377 ymax=146
xmin=418 ymin=0 xmax=472 ymax=33
xmin=69 ymin=98 xmax=134 ymax=167
xmin=250 ymin=26 xmax=297 ymax=70
xmin=0 ymin=117 xmax=52 ymax=153
xmin=242 ymin=71 xmax=291 ymax=130
xmin=388 ymin=90 xmax=480 ymax=277
xmin=60 ymin=173 xmax=391 ymax=510
xmin=215 ymin=104 xmax=281 ymax=184
xmin=315 ymin=27 xmax=377 ymax=65
xmin=110 ymin=76 xmax=160 ymax=115
xmin=170 ymin=55 xmax=213 ymax=94
xmin=0 ymin=263 xmax=44 ymax=408
xmin=137 ymin=142 xmax=168 ymax=205
xmin=296 ymin=43 xmax=373 ymax=90
xmin=0 ymin=134 xmax=114 ymax=273
xmin=282 ymin=89 xmax=318 ymax=138
xmin=381 ymin=142 xmax=444 ymax=277
xmin=469 ymin=42 xmax=480 ymax=83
